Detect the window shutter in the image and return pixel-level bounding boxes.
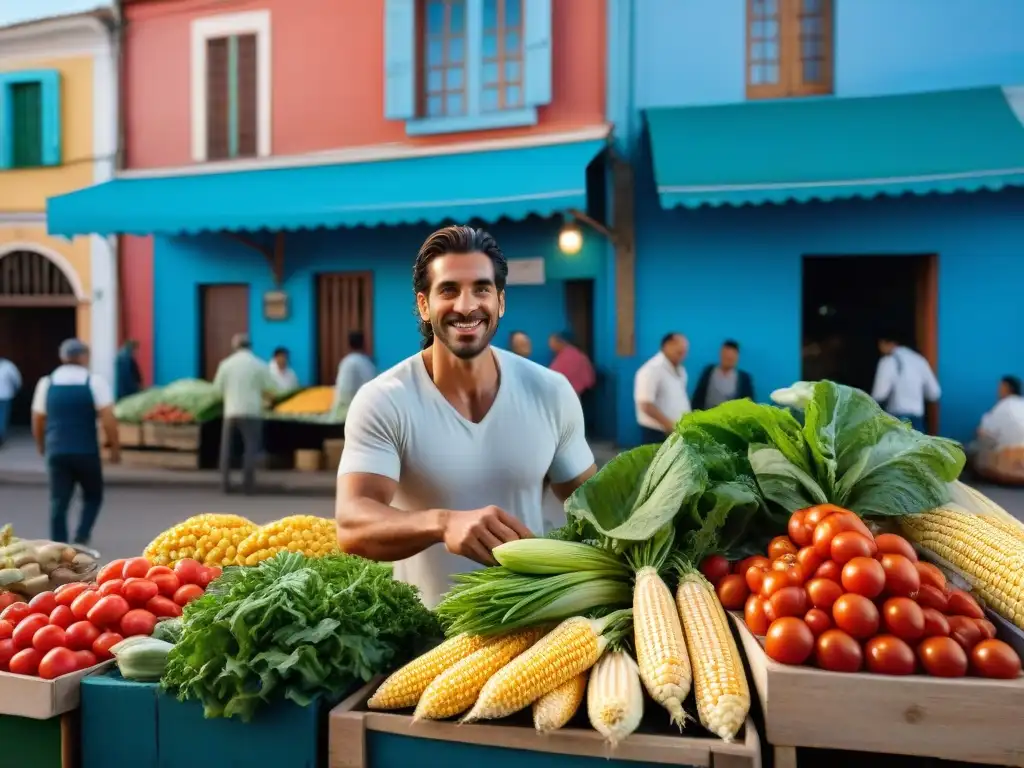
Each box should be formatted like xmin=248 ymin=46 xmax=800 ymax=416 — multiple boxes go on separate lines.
xmin=11 ymin=82 xmax=43 ymax=167
xmin=236 ymin=34 xmax=258 ymax=157
xmin=384 ymin=0 xmax=417 ymax=120
xmin=523 ymin=0 xmax=552 ymax=107
xmin=38 ymin=71 xmax=61 ymax=166
xmin=206 ymin=37 xmax=230 ymax=161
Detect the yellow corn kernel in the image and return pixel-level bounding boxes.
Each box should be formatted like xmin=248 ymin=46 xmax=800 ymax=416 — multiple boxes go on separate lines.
xmin=587 ymin=650 xmax=644 ymax=747
xmin=633 ymin=566 xmax=691 ymax=726
xmin=955 ymin=482 xmax=1024 ymax=531
xmin=367 ymin=634 xmax=489 ymax=711
xmin=675 ymin=570 xmax=750 ymax=742
xmin=143 ymin=514 xmax=257 ymax=567
xmin=463 ymin=616 xmax=607 ymax=723
xmin=533 ymin=673 xmax=587 ymax=733
xmin=235 ymin=515 xmax=340 ymax=566
xmin=414 ymin=628 xmax=544 ymax=721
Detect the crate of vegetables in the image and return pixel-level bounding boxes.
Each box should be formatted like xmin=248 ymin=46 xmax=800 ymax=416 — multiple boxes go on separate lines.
xmin=711 ymin=504 xmax=1024 ymax=767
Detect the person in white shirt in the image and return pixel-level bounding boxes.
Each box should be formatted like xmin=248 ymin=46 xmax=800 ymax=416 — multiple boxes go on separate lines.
xmin=871 ymin=334 xmax=940 ymax=433
xmin=331 ymin=331 xmax=376 ymax=419
xmin=977 ymin=376 xmax=1024 ymax=448
xmin=335 ymin=226 xmax=596 ymax=607
xmin=269 ymin=347 xmax=300 ymax=392
xmin=0 ymin=355 xmax=21 ymax=446
xmin=634 ymin=333 xmax=691 ymax=444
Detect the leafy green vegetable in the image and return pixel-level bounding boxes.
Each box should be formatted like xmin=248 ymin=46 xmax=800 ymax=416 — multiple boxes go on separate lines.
xmin=161 ymin=552 xmax=438 ymax=721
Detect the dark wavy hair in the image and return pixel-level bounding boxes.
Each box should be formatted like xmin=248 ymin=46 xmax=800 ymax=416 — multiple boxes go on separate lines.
xmin=413 ymin=225 xmax=508 ymax=349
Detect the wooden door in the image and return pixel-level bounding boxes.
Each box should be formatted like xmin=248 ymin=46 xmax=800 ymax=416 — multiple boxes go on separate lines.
xmin=564 ymin=279 xmax=594 ymax=357
xmin=200 ymin=284 xmax=249 ymax=380
xmin=915 ymin=254 xmax=939 ymax=434
xmin=0 ymin=307 xmax=77 ymax=425
xmin=317 ymin=273 xmax=373 ymax=385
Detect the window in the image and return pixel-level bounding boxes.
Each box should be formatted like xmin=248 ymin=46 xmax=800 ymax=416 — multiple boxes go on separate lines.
xmin=191 ymin=11 xmax=271 ymax=162
xmin=385 ymin=0 xmax=551 ymax=136
xmin=0 ymin=70 xmax=61 ymax=170
xmin=746 ymin=0 xmax=832 ymax=99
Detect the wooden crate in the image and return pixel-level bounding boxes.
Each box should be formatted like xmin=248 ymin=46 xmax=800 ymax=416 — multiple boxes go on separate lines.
xmin=141 ymin=423 xmax=201 ymax=451
xmin=730 ymin=614 xmax=1024 ymax=767
xmin=103 ymin=448 xmax=199 ymax=470
xmin=329 ymin=680 xmax=761 ymax=768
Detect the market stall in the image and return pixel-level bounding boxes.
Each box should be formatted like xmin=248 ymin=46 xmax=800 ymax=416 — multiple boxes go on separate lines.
xmin=266 ymin=386 xmax=344 ymax=469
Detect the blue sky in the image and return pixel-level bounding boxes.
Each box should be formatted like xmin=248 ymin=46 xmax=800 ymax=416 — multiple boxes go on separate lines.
xmin=0 ymin=0 xmax=112 ymax=29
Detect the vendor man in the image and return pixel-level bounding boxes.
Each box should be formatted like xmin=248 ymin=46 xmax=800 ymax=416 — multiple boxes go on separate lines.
xmin=335 ymin=225 xmax=596 ymax=607
xmin=31 ymin=338 xmax=120 ymax=545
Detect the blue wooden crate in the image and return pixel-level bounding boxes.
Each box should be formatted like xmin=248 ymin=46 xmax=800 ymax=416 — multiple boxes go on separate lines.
xmin=328 ymin=682 xmax=761 ymax=768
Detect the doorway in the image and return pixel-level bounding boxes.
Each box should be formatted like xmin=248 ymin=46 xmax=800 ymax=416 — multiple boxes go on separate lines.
xmin=199 ymin=284 xmax=250 ymax=380
xmin=316 ymin=272 xmax=373 ymax=385
xmin=801 ymin=254 xmax=938 ymax=431
xmin=564 ymin=279 xmax=594 ymax=358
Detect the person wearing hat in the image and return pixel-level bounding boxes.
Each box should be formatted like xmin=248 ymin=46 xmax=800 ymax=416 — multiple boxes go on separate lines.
xmin=30 ymin=339 xmax=120 ymax=546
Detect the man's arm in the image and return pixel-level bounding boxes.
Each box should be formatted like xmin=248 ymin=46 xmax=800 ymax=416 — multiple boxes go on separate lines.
xmin=871 ymin=357 xmax=895 ymax=404
xmin=922 ymin=361 xmax=941 ymax=402
xmin=91 ymin=376 xmax=120 ymax=462
xmin=30 ymin=378 xmax=48 ymax=455
xmin=11 ymin=364 xmax=21 ymax=393
xmin=547 ymin=377 xmax=598 ymax=503
xmin=635 ymin=367 xmax=675 ymax=432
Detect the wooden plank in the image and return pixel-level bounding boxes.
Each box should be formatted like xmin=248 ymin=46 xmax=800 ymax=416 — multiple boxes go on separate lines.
xmin=141 ymin=423 xmax=201 ymax=451
xmin=117 ymin=423 xmax=143 ymax=447
xmin=104 ymin=448 xmax=199 ymax=470
xmin=731 ymin=613 xmax=1024 ymax=766
xmin=612 ymin=154 xmax=636 ymax=357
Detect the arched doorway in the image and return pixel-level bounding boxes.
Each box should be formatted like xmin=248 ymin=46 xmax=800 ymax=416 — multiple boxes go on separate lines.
xmin=0 ymin=248 xmax=81 ymax=427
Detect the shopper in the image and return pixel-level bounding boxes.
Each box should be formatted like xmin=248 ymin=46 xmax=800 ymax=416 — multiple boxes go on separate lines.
xmin=634 ymin=332 xmax=691 ymax=444
xmin=0 ymin=354 xmax=20 ymax=446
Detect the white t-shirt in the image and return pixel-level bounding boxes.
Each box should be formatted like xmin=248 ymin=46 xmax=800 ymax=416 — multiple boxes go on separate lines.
xmin=634 ymin=352 xmax=690 ymax=431
xmin=979 ymin=395 xmax=1024 ymax=448
xmin=31 ymin=365 xmax=114 ymax=415
xmin=337 ymin=347 xmax=595 ymax=608
xmin=871 ymin=347 xmax=940 ymax=417
xmin=0 ymin=358 xmax=21 ymax=400
xmin=269 ymin=362 xmax=299 ymax=392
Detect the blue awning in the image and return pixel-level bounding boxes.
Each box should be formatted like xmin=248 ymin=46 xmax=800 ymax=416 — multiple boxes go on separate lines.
xmin=47 ymin=136 xmax=607 ymax=236
xmin=647 ymin=86 xmax=1024 ymax=209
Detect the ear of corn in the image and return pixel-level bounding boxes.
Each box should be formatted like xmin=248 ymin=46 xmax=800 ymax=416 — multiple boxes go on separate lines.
xmin=462 ymin=610 xmax=630 ymax=723
xmin=952 ymin=481 xmax=1024 ymax=531
xmin=901 ymin=508 xmax=1024 ymax=628
xmin=143 ymin=514 xmax=258 ymax=567
xmin=633 ymin=566 xmax=691 ymax=726
xmin=367 ymin=633 xmax=488 ymax=710
xmin=587 ymin=650 xmax=644 ymax=747
xmin=236 ymin=515 xmax=340 ymax=566
xmin=675 ymin=569 xmax=750 ymax=742
xmin=533 ymin=673 xmax=588 ymax=733
xmin=413 ymin=628 xmax=544 ymax=721
xmin=493 ymin=540 xmax=630 ymax=576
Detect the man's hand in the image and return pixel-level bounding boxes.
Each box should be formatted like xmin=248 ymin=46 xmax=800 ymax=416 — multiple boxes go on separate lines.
xmin=107 ymin=447 xmax=121 ymax=465
xmin=441 ymin=506 xmax=534 ymax=566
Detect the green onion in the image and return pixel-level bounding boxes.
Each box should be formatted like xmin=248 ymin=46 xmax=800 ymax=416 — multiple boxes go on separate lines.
xmin=493 ymin=539 xmax=628 ymax=576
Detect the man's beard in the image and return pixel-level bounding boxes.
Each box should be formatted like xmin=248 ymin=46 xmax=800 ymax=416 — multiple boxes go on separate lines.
xmin=432 ymin=311 xmax=498 ymax=360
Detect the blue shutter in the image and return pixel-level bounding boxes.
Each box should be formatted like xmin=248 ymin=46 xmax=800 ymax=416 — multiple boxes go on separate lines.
xmin=0 ymin=76 xmax=13 ymax=169
xmin=39 ymin=70 xmax=62 ymax=166
xmin=384 ymin=0 xmax=417 ymax=120
xmin=523 ymin=0 xmax=552 ymax=107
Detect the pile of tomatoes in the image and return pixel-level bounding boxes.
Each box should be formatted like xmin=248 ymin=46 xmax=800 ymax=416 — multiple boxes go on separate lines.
xmin=0 ymin=556 xmax=217 ymax=680
xmin=700 ymin=504 xmax=1022 ymax=680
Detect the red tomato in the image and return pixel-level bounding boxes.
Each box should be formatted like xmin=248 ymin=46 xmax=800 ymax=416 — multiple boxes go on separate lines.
xmin=815 ymin=629 xmax=863 ymax=672
xmin=12 ymin=614 xmax=50 ymax=649
xmin=122 ymin=578 xmax=159 ymax=607
xmin=65 ymin=621 xmax=101 ymax=651
xmin=946 ymin=589 xmax=985 ymax=620
xmin=879 ymin=554 xmax=920 ymax=597
xmin=96 ymin=560 xmax=127 ymax=585
xmin=805 ymin=578 xmax=843 ymax=611
xmin=765 ymin=617 xmax=815 ymax=665
xmin=147 ymin=571 xmax=181 ymax=599
xmin=699 ymin=555 xmax=731 ymax=586
xmin=771 ymin=554 xmax=798 ymax=572
xmin=0 ymin=592 xmax=22 ymax=611
xmin=915 ymin=584 xmax=948 ymax=612
xmin=804 ymin=608 xmax=831 ymax=636
xmin=70 ymin=590 xmax=102 ymax=621
xmin=0 ymin=638 xmax=16 ymax=671
xmin=744 ymin=595 xmax=770 ymax=635
xmin=778 ymin=563 xmax=806 ymax=588
xmin=971 ymin=639 xmax=1022 ymax=679
xmin=873 ymin=533 xmax=917 ymax=562
xmin=9 ymin=647 xmax=42 ymax=676
xmin=0 ymin=602 xmax=33 ymax=625
xmin=881 ymin=597 xmax=925 ymax=642
xmin=830 ymin=532 xmax=877 ymax=566
xmin=767 ymin=536 xmax=799 ymax=560
xmin=99 ymin=579 xmax=125 ymax=597
xmin=812 ymin=513 xmax=873 ymax=558
xmin=146 ymin=596 xmax=182 ymax=619
xmin=841 ymin=557 xmax=886 ymax=599
xmin=145 ymin=565 xmax=174 ymax=579
xmin=921 ymin=607 xmax=951 ymax=638
xmin=206 ymin=566 xmax=223 ymax=581
xmin=915 ymin=561 xmax=947 ymax=592
xmin=86 ymin=595 xmax=131 ymax=628
xmin=716 ymin=575 xmax=749 ymax=610
xmin=48 ymin=605 xmax=75 ymax=629
xmin=814 ymin=560 xmax=841 ymax=582
xmin=734 ymin=555 xmax=770 ymax=576
xmin=795 ymin=547 xmax=823 ymax=577
xmin=121 ymin=557 xmax=153 ymax=580
xmin=788 ymin=509 xmax=814 ymax=547
xmin=75 ymin=650 xmax=98 ymax=670
xmin=745 ymin=565 xmax=767 ymax=593
xmin=195 ymin=567 xmax=215 ymax=590
xmin=804 ymin=504 xmax=844 ymax=527
xmin=173 ymin=559 xmax=204 ymax=586
xmin=120 ymin=609 xmax=157 ymax=638
xmin=975 ymin=619 xmax=997 ymax=640
xmin=31 ymin=625 xmax=67 ymax=654
xmin=38 ymin=647 xmax=78 ymax=680
xmin=917 ymin=636 xmax=968 ymax=677
xmin=759 ymin=571 xmax=790 ymax=599
xmin=947 ymin=615 xmax=983 ymax=652
xmin=53 ymin=583 xmax=91 ymax=607
xmin=865 ymin=635 xmax=916 ymax=676
xmin=173 ymin=583 xmax=205 ymax=607
xmin=92 ymin=632 xmax=123 ymax=662
xmin=768 ymin=586 xmax=809 ymax=619
xmin=0 ymin=619 xmax=11 ymax=640
xmin=832 ymin=593 xmax=879 ymax=639
xmin=28 ymin=592 xmax=57 ymax=616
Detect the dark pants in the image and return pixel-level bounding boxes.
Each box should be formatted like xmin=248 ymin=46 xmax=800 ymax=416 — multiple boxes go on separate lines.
xmin=639 ymin=426 xmax=667 ymax=445
xmin=47 ymin=453 xmax=104 ymax=544
xmin=220 ymin=416 xmax=262 ymax=494
xmin=0 ymin=398 xmax=10 ymax=445
xmin=891 ymin=413 xmax=926 ymax=433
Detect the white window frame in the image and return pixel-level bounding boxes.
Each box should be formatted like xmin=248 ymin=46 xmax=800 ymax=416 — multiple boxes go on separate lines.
xmin=190 ymin=10 xmax=272 ymax=162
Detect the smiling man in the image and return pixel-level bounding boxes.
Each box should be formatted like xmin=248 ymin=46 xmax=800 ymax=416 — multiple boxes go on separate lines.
xmin=335 ymin=225 xmax=597 ymax=607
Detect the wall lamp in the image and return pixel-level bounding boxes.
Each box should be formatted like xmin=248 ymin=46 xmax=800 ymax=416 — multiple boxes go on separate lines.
xmin=558 ymin=209 xmax=619 ymax=255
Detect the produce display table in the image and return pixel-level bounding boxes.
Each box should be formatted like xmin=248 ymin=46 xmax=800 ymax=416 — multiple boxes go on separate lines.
xmin=729 ymin=615 xmax=1024 ymax=768
xmin=104 ymin=420 xmax=223 ymax=470
xmin=0 ymin=711 xmax=78 ymax=768
xmin=329 ymin=681 xmax=762 ymax=768
xmin=264 ymin=418 xmax=344 ymax=455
